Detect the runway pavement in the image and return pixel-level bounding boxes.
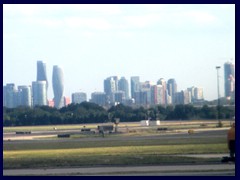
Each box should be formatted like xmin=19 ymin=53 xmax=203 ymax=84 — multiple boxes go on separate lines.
xmin=3 ymin=163 xmax=235 ymax=176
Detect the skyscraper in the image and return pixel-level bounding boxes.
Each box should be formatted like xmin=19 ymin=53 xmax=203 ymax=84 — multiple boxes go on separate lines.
xmin=32 ymin=81 xmax=47 ymax=106
xmin=104 ymin=77 xmax=116 ymax=96
xmin=17 ymin=85 xmax=32 ymax=107
xmin=118 ymin=77 xmax=129 ymax=100
xmin=52 ymin=65 xmax=64 ymax=109
xmin=130 ymin=76 xmax=140 ymax=99
xmin=37 ymin=61 xmax=48 ymax=89
xmin=157 ymin=78 xmax=167 ymax=105
xmin=224 ymin=62 xmax=235 ymax=99
xmin=167 ymin=79 xmax=177 ymax=104
xmin=104 ymin=76 xmax=118 ymax=103
xmin=3 ymin=83 xmax=18 ymax=108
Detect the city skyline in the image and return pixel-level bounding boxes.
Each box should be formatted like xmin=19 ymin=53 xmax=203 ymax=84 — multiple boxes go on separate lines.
xmin=3 ymin=4 xmax=235 ymax=101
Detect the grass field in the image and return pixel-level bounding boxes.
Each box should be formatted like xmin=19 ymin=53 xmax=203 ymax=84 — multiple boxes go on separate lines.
xmin=4 ymin=143 xmax=227 ymax=169
xmin=3 ymin=120 xmax=232 ymax=133
xmin=3 ymin=120 xmax=230 ymax=169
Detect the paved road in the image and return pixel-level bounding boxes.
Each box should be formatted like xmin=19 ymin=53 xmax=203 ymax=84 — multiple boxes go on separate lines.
xmin=3 ymin=163 xmax=235 ymax=176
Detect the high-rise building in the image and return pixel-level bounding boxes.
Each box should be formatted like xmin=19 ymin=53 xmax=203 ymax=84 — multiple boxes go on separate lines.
xmin=37 ymin=61 xmax=48 ymax=93
xmin=3 ymin=83 xmax=18 ymax=108
xmin=175 ymin=90 xmax=191 ymax=105
xmin=157 ymin=78 xmax=167 ymax=105
xmin=114 ymin=91 xmax=125 ymax=104
xmin=167 ymin=79 xmax=177 ymax=104
xmin=150 ymin=85 xmax=164 ymax=105
xmin=118 ymin=77 xmax=129 ymax=99
xmin=130 ymin=76 xmax=140 ymax=99
xmin=224 ymin=62 xmax=235 ymax=99
xmin=104 ymin=77 xmax=116 ymax=96
xmin=17 ymin=85 xmax=32 ymax=107
xmin=32 ymin=81 xmax=47 ymax=106
xmin=52 ymin=65 xmax=64 ymax=109
xmin=72 ymin=92 xmax=87 ymax=104
xmin=104 ymin=76 xmax=118 ymax=103
xmin=194 ymin=87 xmax=204 ymax=101
xmin=90 ymin=92 xmax=107 ymax=106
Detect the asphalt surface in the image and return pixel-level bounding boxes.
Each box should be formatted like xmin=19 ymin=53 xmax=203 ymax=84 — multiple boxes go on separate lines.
xmin=4 ymin=121 xmax=233 ymax=176
xmin=3 ymin=163 xmax=235 ymax=176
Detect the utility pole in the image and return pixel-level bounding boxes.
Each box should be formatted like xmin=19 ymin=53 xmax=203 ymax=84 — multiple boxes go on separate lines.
xmin=216 ymin=66 xmax=221 ymax=126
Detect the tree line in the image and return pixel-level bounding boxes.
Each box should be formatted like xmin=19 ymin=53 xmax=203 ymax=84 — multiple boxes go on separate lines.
xmin=3 ymin=102 xmax=235 ymax=126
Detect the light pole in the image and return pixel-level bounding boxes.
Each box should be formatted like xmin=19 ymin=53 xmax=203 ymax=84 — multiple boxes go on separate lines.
xmin=216 ymin=66 xmax=221 ymax=126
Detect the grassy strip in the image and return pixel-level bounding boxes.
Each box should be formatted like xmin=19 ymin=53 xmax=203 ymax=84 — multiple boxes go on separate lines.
xmin=3 ymin=121 xmax=231 ymax=133
xmin=4 ymin=137 xmax=226 ymax=151
xmin=3 ymin=144 xmax=227 ymax=169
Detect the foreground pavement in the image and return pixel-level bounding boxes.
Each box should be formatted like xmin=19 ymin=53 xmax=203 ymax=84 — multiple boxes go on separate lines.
xmin=3 ymin=163 xmax=235 ymax=176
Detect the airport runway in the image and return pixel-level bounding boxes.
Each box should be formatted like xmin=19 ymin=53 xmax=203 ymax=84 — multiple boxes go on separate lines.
xmin=3 ymin=163 xmax=235 ymax=176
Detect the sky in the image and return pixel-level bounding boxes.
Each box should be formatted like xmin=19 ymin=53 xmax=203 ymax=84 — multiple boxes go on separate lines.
xmin=3 ymin=4 xmax=235 ymax=101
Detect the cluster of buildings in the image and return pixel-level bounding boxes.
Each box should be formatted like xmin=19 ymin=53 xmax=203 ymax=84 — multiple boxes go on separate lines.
xmin=3 ymin=61 xmax=235 ymax=109
xmin=3 ymin=61 xmax=67 ymax=109
xmin=90 ymin=77 xmax=204 ymax=107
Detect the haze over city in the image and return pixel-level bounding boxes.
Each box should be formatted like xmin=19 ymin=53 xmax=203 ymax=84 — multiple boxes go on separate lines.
xmin=3 ymin=4 xmax=235 ymax=101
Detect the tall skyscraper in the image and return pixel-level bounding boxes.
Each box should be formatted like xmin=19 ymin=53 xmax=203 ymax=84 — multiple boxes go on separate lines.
xmin=130 ymin=76 xmax=140 ymax=99
xmin=157 ymin=78 xmax=167 ymax=105
xmin=118 ymin=77 xmax=129 ymax=100
xmin=167 ymin=79 xmax=177 ymax=104
xmin=37 ymin=61 xmax=48 ymax=89
xmin=194 ymin=87 xmax=204 ymax=101
xmin=224 ymin=62 xmax=235 ymax=99
xmin=151 ymin=85 xmax=164 ymax=105
xmin=17 ymin=85 xmax=32 ymax=107
xmin=104 ymin=77 xmax=116 ymax=96
xmin=32 ymin=81 xmax=47 ymax=106
xmin=104 ymin=76 xmax=118 ymax=103
xmin=52 ymin=65 xmax=64 ymax=109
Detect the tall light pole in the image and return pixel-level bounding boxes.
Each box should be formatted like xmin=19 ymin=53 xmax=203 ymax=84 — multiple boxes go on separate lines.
xmin=216 ymin=66 xmax=221 ymax=126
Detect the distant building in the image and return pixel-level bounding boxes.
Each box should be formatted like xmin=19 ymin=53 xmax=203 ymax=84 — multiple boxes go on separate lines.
xmin=224 ymin=62 xmax=235 ymax=99
xmin=175 ymin=90 xmax=191 ymax=105
xmin=167 ymin=79 xmax=177 ymax=104
xmin=37 ymin=61 xmax=48 ymax=90
xmin=90 ymin=92 xmax=107 ymax=106
xmin=72 ymin=92 xmax=87 ymax=104
xmin=3 ymin=83 xmax=18 ymax=108
xmin=48 ymin=99 xmax=54 ymax=107
xmin=113 ymin=91 xmax=125 ymax=104
xmin=187 ymin=86 xmax=204 ymax=103
xmin=32 ymin=81 xmax=47 ymax=106
xmin=52 ymin=65 xmax=64 ymax=109
xmin=134 ymin=88 xmax=151 ymax=106
xmin=64 ymin=96 xmax=71 ymax=106
xmin=194 ymin=87 xmax=204 ymax=101
xmin=150 ymin=85 xmax=163 ymax=105
xmin=37 ymin=61 xmax=48 ymax=103
xmin=130 ymin=76 xmax=140 ymax=99
xmin=118 ymin=77 xmax=129 ymax=99
xmin=157 ymin=78 xmax=167 ymax=105
xmin=104 ymin=76 xmax=118 ymax=103
xmin=17 ymin=85 xmax=32 ymax=107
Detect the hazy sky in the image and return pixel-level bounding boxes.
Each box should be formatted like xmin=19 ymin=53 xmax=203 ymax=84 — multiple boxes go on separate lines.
xmin=3 ymin=4 xmax=235 ymax=101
